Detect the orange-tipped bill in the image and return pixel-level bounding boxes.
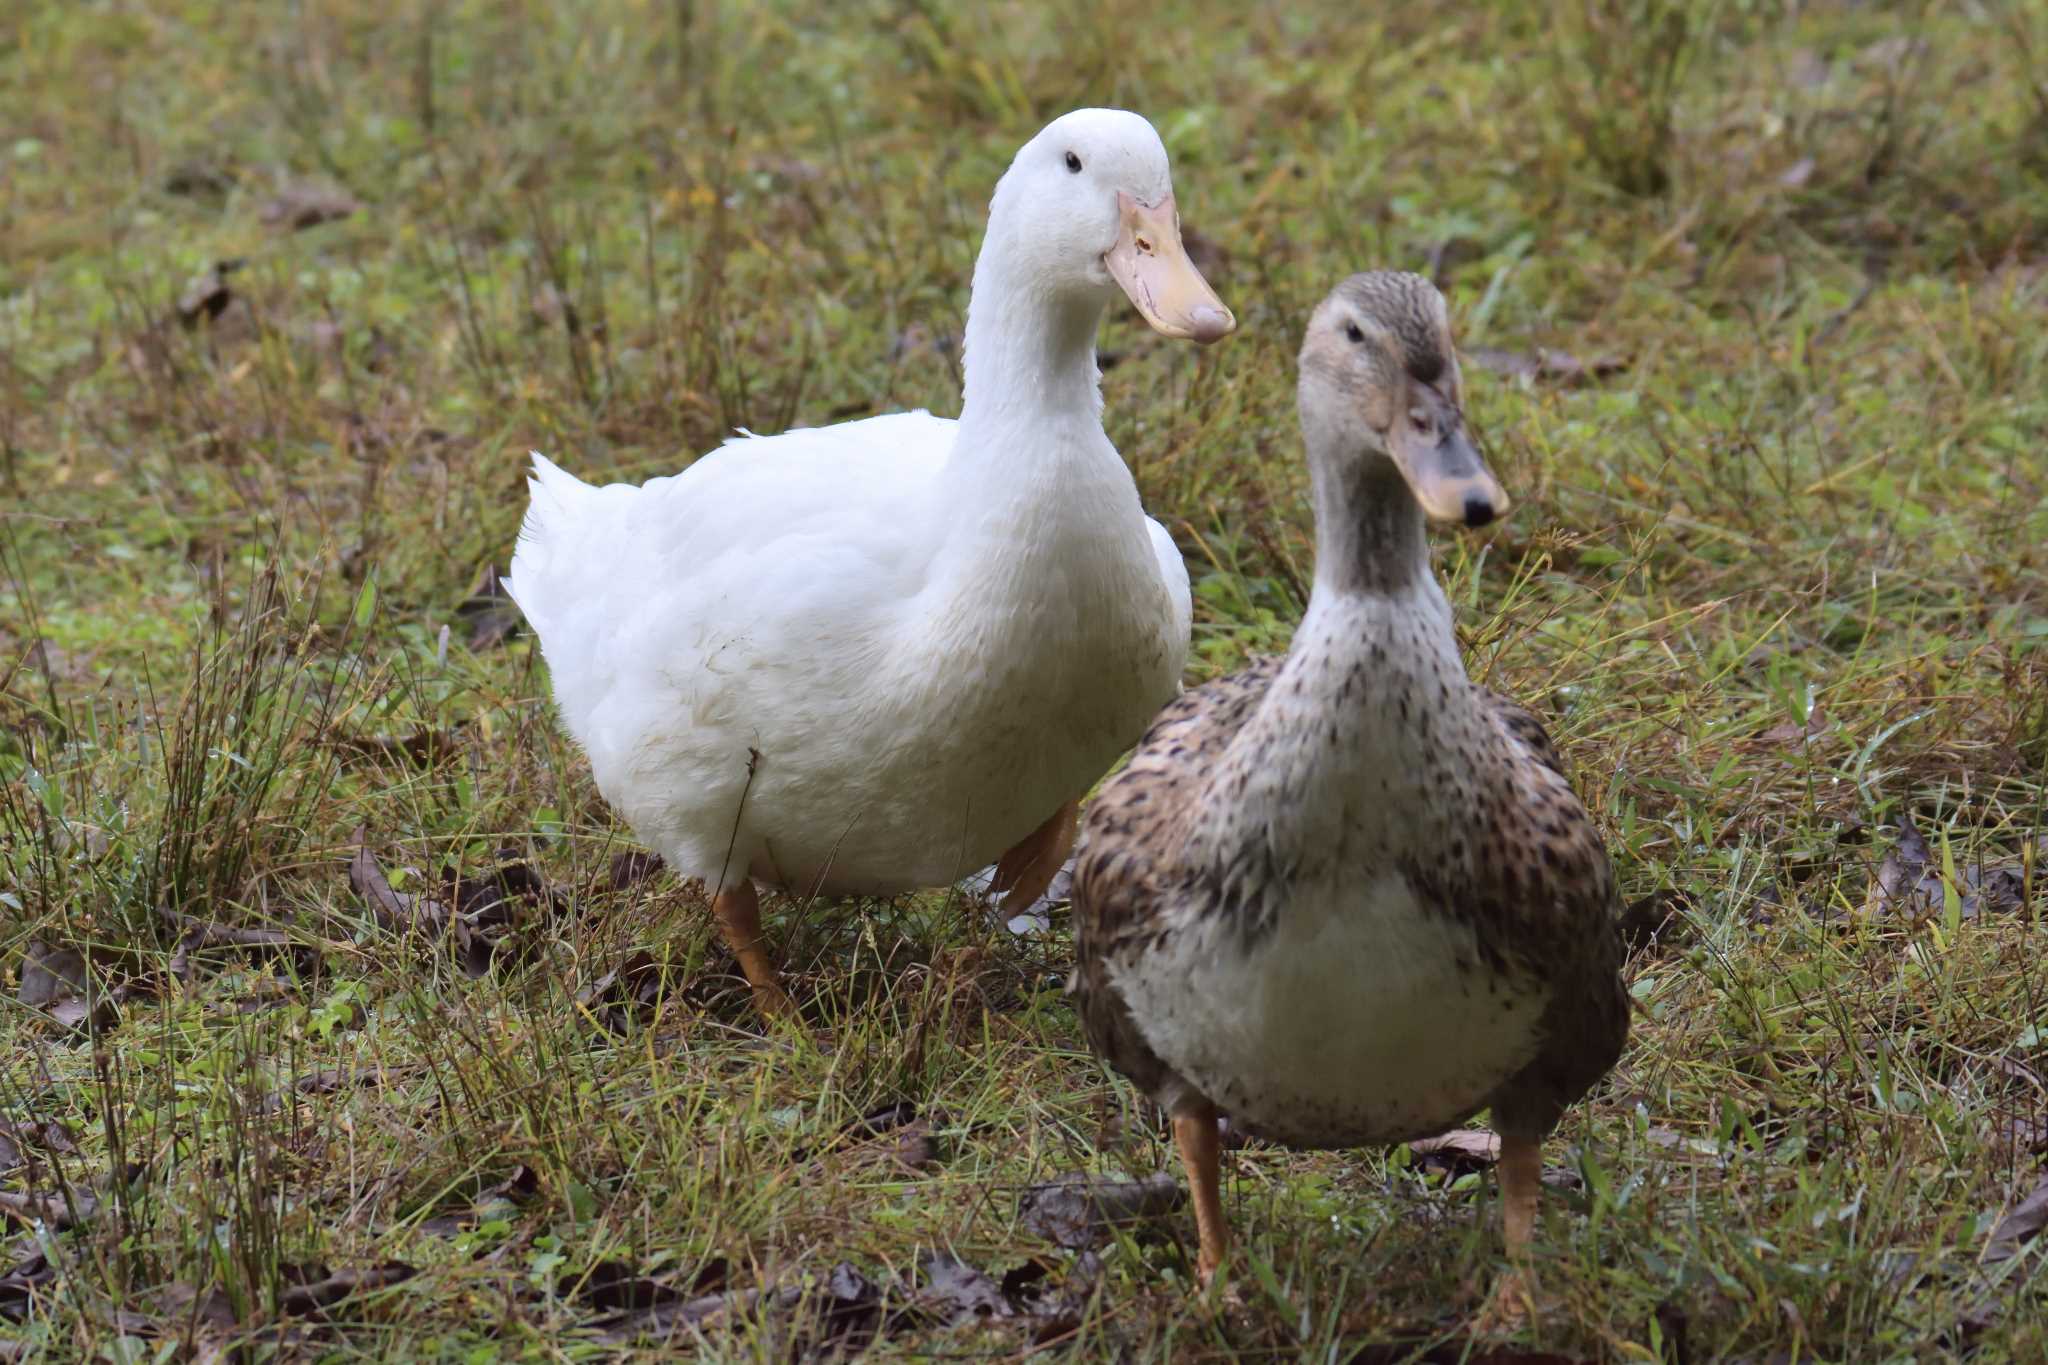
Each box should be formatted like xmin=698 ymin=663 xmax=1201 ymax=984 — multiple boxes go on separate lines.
xmin=1103 ymin=191 xmax=1235 ymax=344
xmin=1388 ymin=419 xmax=1509 ymax=529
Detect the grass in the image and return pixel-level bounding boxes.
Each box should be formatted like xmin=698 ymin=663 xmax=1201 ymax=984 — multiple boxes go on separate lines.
xmin=4 ymin=0 xmax=2048 ymax=1358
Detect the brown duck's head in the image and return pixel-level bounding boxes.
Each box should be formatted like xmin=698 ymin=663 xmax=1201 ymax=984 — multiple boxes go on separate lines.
xmin=1296 ymin=271 xmax=1506 ymax=529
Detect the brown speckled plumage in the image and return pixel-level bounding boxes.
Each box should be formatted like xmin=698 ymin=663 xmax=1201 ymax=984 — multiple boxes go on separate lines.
xmin=1071 ymin=271 xmax=1627 ymax=1184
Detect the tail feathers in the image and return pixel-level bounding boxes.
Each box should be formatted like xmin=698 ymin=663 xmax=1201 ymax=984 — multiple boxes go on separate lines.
xmin=505 ymin=450 xmax=596 ymax=616
xmin=525 ymin=450 xmax=594 ymax=515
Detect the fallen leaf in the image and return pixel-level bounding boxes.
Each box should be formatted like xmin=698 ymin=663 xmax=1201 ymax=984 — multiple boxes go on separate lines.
xmin=154 ymin=1279 xmax=238 ymax=1332
xmin=888 ymin=1122 xmax=943 ymax=1171
xmin=1619 ymin=889 xmax=1695 ymax=953
xmin=347 ymin=830 xmax=449 ymax=937
xmin=1987 ymin=1054 xmax=2043 ymax=1091
xmin=595 ymin=1260 xmax=904 ymax=1350
xmin=608 ymin=850 xmax=665 ymax=891
xmin=1180 ymin=225 xmax=1230 ymax=276
xmin=164 ymin=161 xmax=234 ymax=198
xmin=787 ymin=1262 xmax=905 ymax=1356
xmin=1993 ymin=1112 xmax=2048 ymax=1155
xmin=455 ymin=565 xmax=521 ymax=650
xmin=175 ymin=259 xmax=244 ymax=328
xmin=1409 ymin=1129 xmax=1501 ymax=1178
xmin=591 ymin=1286 xmax=737 ymax=1341
xmin=1982 ymin=1175 xmax=2048 ymax=1266
xmin=576 ymin=1261 xmax=689 ymax=1313
xmin=350 ymin=835 xmax=562 ymax=973
xmin=1002 ymin=853 xmax=1076 ymax=936
xmin=17 ymin=941 xmax=86 ymax=1008
xmin=275 ymin=1262 xmax=415 ymax=1316
xmin=0 ymin=1119 xmax=77 ymax=1177
xmin=0 ymin=1185 xmax=98 ymax=1229
xmin=443 ymin=855 xmax=567 ymax=922
xmin=0 ymin=1250 xmax=56 ymax=1321
xmin=826 ymin=1100 xmax=915 ymax=1144
xmin=1960 ymin=858 xmax=2042 ymax=919
xmin=486 ymin=1164 xmax=540 ymax=1204
xmin=161 ymin=909 xmax=303 ymax=980
xmin=17 ymin=941 xmax=119 ymax=1035
xmin=437 ymin=853 xmax=566 ymax=977
xmin=998 ymin=1256 xmax=1056 ymax=1307
xmin=294 ymin=1068 xmax=351 ymax=1096
xmin=918 ymin=1252 xmax=1012 ymax=1325
xmin=576 ymin=951 xmax=668 ymax=1033
xmin=261 ymin=182 xmax=359 ymax=231
xmin=1017 ymin=1172 xmax=1184 ymax=1249
xmin=1874 ymin=1249 xmax=1926 ymax=1289
xmin=1465 ymin=346 xmax=1629 ymax=385
xmin=802 ymin=1101 xmax=944 ymax=1171
xmin=401 ymin=1164 xmax=537 ymax=1237
xmin=1864 ymin=816 xmax=2043 ymax=920
xmin=261 ymin=1064 xmax=379 ymax=1116
xmin=1778 ymin=157 xmax=1816 ymax=189
xmin=333 ymin=727 xmax=462 ymax=768
xmin=1757 ymin=707 xmax=1828 ymax=747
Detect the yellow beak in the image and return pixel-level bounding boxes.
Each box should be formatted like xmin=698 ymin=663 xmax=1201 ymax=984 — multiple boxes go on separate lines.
xmin=1103 ymin=191 xmax=1235 ymax=345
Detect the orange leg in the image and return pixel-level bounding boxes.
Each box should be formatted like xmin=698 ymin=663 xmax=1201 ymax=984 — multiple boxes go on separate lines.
xmin=712 ymin=880 xmax=794 ymax=1019
xmin=989 ymin=799 xmax=1079 ymax=912
xmin=1173 ymin=1105 xmax=1228 ymax=1286
xmin=1482 ymin=1132 xmax=1543 ymax=1328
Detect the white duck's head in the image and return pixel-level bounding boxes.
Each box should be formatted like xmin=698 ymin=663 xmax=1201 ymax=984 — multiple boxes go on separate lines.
xmin=983 ymin=109 xmax=1234 ymax=345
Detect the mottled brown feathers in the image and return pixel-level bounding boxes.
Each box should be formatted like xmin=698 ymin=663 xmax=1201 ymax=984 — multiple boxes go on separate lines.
xmin=1071 ymin=656 xmax=1281 ymax=1105
xmin=1069 ymin=269 xmax=1627 ymax=1154
xmin=1072 ymin=663 xmax=1628 ymax=1136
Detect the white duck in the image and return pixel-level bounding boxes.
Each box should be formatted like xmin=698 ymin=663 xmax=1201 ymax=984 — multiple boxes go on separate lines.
xmin=507 ymin=109 xmax=1233 ymax=1013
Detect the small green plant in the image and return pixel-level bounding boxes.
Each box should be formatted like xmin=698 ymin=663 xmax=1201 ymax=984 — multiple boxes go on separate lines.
xmin=1551 ymin=0 xmax=1715 ymax=197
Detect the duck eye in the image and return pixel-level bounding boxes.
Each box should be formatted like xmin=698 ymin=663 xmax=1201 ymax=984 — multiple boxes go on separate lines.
xmin=1344 ymin=322 xmax=1365 ymax=344
xmin=1064 ymin=151 xmax=1083 ymax=174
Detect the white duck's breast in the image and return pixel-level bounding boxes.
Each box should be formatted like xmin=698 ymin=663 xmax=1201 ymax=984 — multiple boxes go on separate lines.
xmin=755 ymin=461 xmax=1180 ymax=895
xmin=1116 ymin=871 xmax=1547 ymax=1148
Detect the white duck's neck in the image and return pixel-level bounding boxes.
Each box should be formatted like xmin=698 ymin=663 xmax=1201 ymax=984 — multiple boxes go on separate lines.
xmin=947 ymin=228 xmax=1113 ymax=485
xmin=933 ymin=224 xmax=1130 ymax=560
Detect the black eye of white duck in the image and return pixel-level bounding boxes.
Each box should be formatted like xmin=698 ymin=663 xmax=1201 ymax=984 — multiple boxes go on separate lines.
xmin=1065 ymin=151 xmax=1083 ymax=173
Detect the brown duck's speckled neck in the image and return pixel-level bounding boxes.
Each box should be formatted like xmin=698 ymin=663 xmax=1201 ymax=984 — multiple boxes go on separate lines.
xmin=1175 ymin=566 xmax=1515 ymax=954
xmin=1309 ymin=456 xmax=1429 ymax=598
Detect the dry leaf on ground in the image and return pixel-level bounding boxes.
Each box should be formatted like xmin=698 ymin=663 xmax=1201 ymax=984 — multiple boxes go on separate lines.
xmin=1017 ymin=1172 xmax=1184 ymax=1249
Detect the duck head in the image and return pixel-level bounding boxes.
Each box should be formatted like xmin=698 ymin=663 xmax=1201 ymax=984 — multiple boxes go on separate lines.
xmin=1297 ymin=271 xmax=1506 ymax=529
xmin=987 ymin=109 xmax=1234 ymax=345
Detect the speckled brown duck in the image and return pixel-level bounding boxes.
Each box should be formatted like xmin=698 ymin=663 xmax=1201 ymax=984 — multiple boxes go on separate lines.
xmin=1070 ymin=271 xmax=1629 ymax=1305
